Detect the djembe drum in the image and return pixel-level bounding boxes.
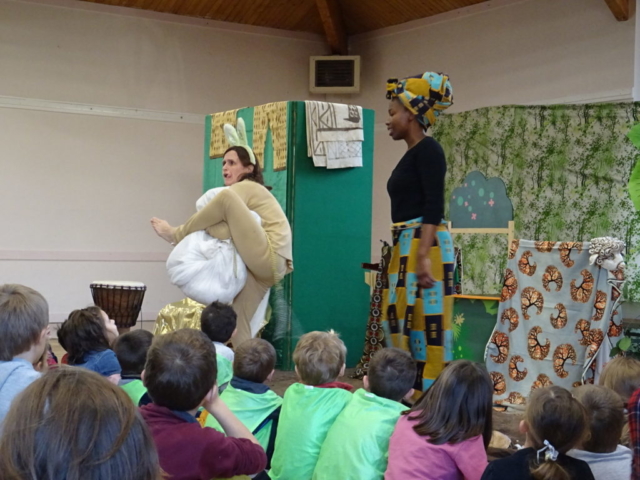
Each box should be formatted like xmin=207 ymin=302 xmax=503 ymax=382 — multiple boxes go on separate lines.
xmin=90 ymin=281 xmax=146 ymax=332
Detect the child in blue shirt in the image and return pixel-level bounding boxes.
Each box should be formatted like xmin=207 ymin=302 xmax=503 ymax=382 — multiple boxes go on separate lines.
xmin=58 ymin=306 xmax=121 ymax=384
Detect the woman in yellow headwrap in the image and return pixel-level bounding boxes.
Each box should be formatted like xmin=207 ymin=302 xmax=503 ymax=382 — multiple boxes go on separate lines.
xmin=382 ymin=72 xmax=454 ymax=393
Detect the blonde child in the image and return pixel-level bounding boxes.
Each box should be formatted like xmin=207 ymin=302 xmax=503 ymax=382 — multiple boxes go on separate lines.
xmin=269 ymin=331 xmax=352 ymax=480
xmin=599 ymin=356 xmax=640 ymax=406
xmin=481 ymin=386 xmax=594 ymax=480
xmin=386 ymin=360 xmax=492 ymax=480
xmin=599 ymin=355 xmax=640 ymax=447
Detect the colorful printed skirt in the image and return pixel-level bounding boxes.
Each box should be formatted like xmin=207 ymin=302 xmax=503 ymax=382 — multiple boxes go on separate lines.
xmin=380 ymin=218 xmax=455 ymax=392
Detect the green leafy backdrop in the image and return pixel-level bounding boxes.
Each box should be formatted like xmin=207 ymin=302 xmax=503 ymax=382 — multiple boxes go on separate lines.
xmin=432 ymin=104 xmax=640 ymax=301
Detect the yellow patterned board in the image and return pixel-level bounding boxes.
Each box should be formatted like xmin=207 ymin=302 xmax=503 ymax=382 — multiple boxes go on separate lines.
xmin=209 ymin=109 xmax=239 ymax=158
xmin=253 ymin=102 xmax=288 ymax=171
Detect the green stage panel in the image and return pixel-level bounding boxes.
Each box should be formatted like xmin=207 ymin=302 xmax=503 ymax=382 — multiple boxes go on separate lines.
xmin=204 ymin=102 xmax=374 ymax=369
xmin=288 ymin=103 xmax=374 ymax=367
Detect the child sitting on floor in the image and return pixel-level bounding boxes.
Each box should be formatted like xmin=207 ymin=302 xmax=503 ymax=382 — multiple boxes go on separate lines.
xmin=201 ymin=301 xmax=236 ymax=393
xmin=599 ymin=355 xmax=640 ymax=446
xmin=0 ymin=284 xmax=49 ymax=424
xmin=0 ymin=368 xmax=161 ymax=480
xmin=481 ymin=385 xmax=594 ymax=480
xmin=568 ymin=385 xmax=631 ymax=480
xmin=139 ymin=328 xmax=266 ymax=480
xmin=269 ymin=331 xmax=353 ymax=480
xmin=313 ymin=347 xmax=416 ymax=480
xmin=386 ymin=360 xmax=492 ymax=480
xmin=200 ymin=338 xmax=282 ymax=466
xmin=57 ymin=306 xmax=121 ymax=385
xmin=113 ymin=329 xmax=154 ymax=406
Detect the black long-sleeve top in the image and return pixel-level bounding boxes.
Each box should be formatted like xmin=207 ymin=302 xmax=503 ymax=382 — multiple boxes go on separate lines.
xmin=387 ymin=137 xmax=446 ymax=225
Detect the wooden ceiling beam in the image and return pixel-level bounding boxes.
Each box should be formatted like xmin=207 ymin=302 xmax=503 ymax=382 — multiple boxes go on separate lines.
xmin=315 ymin=0 xmax=348 ymax=55
xmin=604 ymin=0 xmax=631 ymax=21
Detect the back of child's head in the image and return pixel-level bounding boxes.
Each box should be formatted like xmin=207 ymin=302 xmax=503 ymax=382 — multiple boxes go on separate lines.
xmin=144 ymin=328 xmax=216 ymax=411
xmin=233 ymin=338 xmax=276 ymax=384
xmin=57 ymin=306 xmax=110 ymax=365
xmin=367 ymin=347 xmax=416 ymax=401
xmin=293 ymin=330 xmax=346 ymax=386
xmin=525 ymin=386 xmax=588 ymax=480
xmin=113 ymin=330 xmax=154 ymax=376
xmin=0 ymin=284 xmax=49 ymax=361
xmin=599 ymin=355 xmax=640 ymax=404
xmin=201 ymin=301 xmax=237 ymax=344
xmin=408 ymin=360 xmax=493 ymax=447
xmin=0 ymin=367 xmax=160 ymax=480
xmin=573 ymin=384 xmax=624 ymax=453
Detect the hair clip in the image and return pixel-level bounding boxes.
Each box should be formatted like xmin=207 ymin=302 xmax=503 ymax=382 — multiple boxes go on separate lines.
xmin=537 ymin=439 xmax=558 ymax=463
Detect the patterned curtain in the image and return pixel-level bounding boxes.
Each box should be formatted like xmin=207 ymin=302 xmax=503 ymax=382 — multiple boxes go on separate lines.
xmin=432 ymin=103 xmax=640 ymax=302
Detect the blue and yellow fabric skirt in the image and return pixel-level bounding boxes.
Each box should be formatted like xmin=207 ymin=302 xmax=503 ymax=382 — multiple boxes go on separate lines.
xmin=380 ymin=218 xmax=454 ymax=392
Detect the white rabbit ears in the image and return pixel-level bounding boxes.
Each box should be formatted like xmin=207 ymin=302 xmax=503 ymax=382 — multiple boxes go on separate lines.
xmin=223 ymin=118 xmax=256 ymax=165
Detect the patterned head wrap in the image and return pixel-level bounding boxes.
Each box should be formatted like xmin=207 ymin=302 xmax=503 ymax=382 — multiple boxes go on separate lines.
xmin=386 ymin=72 xmax=453 ymax=128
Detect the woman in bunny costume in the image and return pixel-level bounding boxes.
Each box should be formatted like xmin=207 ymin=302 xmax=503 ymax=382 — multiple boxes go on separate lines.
xmin=151 ymin=119 xmax=293 ymax=347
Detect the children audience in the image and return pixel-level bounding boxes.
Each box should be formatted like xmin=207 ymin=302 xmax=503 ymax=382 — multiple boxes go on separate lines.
xmin=57 ymin=306 xmax=121 ymax=384
xmin=8 ymin=282 xmax=640 ymax=480
xmin=0 ymin=367 xmax=161 ymax=480
xmin=269 ymin=330 xmax=353 ymax=480
xmin=386 ymin=360 xmax=492 ymax=480
xmin=114 ymin=329 xmax=154 ymax=406
xmin=199 ymin=338 xmax=282 ymax=465
xmin=139 ymin=328 xmax=266 ymax=480
xmin=481 ymin=385 xmax=594 ymax=480
xmin=200 ymin=300 xmax=237 ymax=392
xmin=313 ymin=347 xmax=415 ymax=480
xmin=568 ymin=385 xmax=631 ymax=480
xmin=0 ymin=284 xmax=49 ymax=424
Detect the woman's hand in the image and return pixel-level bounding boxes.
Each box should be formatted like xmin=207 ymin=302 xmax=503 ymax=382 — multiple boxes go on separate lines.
xmin=417 ymin=256 xmax=436 ymax=289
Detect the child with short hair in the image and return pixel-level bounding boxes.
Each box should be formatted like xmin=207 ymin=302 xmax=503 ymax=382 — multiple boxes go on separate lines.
xmin=200 ymin=338 xmax=282 ymax=464
xmin=0 ymin=367 xmax=161 ymax=480
xmin=0 ymin=284 xmax=49 ymax=424
xmin=600 ymin=355 xmax=640 ymax=447
xmin=269 ymin=331 xmax=353 ymax=480
xmin=481 ymin=386 xmax=594 ymax=480
xmin=113 ymin=329 xmax=154 ymax=406
xmin=313 ymin=347 xmax=416 ymax=480
xmin=57 ymin=306 xmax=121 ymax=385
xmin=568 ymin=385 xmax=631 ymax=480
xmin=140 ymin=328 xmax=266 ymax=480
xmin=386 ymin=360 xmax=492 ymax=480
xmin=599 ymin=356 xmax=640 ymax=405
xmin=201 ymin=301 xmax=237 ymax=392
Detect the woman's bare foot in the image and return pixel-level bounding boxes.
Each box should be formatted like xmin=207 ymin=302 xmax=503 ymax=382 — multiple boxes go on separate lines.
xmin=150 ymin=217 xmax=177 ymax=244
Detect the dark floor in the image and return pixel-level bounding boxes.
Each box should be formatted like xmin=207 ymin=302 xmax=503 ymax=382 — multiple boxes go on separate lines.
xmin=269 ymin=368 xmax=526 ymax=448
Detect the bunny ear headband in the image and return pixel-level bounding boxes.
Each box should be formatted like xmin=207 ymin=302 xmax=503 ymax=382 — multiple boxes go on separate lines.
xmin=223 ymin=118 xmax=256 ymax=165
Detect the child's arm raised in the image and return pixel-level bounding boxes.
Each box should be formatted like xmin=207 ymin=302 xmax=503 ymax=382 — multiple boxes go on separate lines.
xmin=203 ymin=386 xmax=261 ymax=446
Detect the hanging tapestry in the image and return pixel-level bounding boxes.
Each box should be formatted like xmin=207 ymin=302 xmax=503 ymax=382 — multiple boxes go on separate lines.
xmin=253 ymin=102 xmax=288 ymax=171
xmin=432 ymin=103 xmax=640 ymax=301
xmin=486 ymin=240 xmax=624 ymax=405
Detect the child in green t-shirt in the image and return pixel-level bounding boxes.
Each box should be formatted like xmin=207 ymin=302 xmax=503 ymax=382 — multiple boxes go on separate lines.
xmin=200 ymin=301 xmax=237 ymax=392
xmin=114 ymin=329 xmax=153 ymax=406
xmin=313 ymin=348 xmax=416 ymax=480
xmin=269 ymin=331 xmax=353 ymax=480
xmin=199 ymin=338 xmax=282 ymax=466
